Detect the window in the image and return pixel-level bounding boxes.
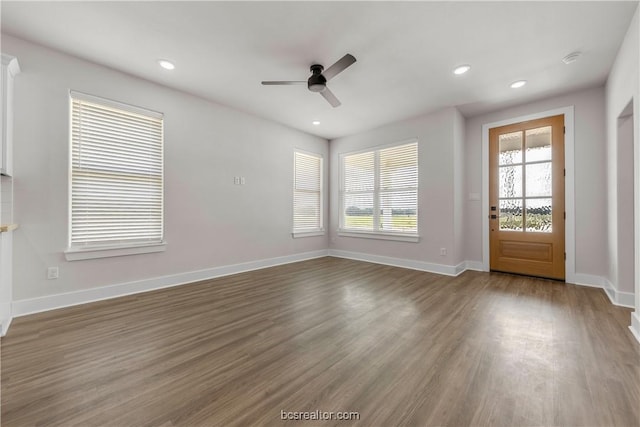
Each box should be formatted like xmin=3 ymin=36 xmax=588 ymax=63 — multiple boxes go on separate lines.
xmin=293 ymin=151 xmax=323 ymax=237
xmin=340 ymin=140 xmax=418 ymax=240
xmin=66 ymin=91 xmax=165 ymax=260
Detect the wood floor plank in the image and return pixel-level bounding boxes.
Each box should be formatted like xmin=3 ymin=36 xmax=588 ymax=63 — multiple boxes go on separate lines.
xmin=1 ymin=257 xmax=639 ymax=426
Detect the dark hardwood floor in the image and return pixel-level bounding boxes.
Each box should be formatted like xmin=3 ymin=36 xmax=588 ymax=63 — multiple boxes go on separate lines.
xmin=1 ymin=257 xmax=639 ymax=426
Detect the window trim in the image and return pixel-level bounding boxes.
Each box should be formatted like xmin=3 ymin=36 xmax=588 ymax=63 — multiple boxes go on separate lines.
xmin=338 ymin=138 xmax=419 ymax=241
xmin=292 ymin=230 xmax=325 ymax=239
xmin=65 ymin=90 xmax=165 ymax=260
xmin=292 ymin=149 xmax=324 ymax=238
xmin=337 ymin=230 xmax=420 ymax=242
xmin=64 ymin=241 xmax=167 ymax=261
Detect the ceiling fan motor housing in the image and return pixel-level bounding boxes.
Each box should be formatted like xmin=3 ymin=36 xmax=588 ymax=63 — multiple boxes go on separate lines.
xmin=308 ymin=64 xmax=326 ymax=92
xmin=261 ymin=54 xmax=356 ymax=107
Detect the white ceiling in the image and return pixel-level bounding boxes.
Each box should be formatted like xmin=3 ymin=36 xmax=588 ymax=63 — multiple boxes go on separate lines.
xmin=1 ymin=1 xmax=638 ymax=139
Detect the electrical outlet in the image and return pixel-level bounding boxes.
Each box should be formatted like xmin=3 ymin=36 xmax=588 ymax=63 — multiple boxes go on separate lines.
xmin=234 ymin=176 xmax=240 ymax=185
xmin=47 ymin=267 xmax=59 ymax=280
xmin=440 ymin=248 xmax=447 ymax=256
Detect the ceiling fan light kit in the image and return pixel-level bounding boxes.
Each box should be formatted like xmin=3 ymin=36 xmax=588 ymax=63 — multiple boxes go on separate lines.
xmin=261 ymin=53 xmax=356 ymax=108
xmin=307 ymin=64 xmax=327 ymax=92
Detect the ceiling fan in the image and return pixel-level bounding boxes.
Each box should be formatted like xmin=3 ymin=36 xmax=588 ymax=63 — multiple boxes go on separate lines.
xmin=261 ymin=54 xmax=356 ymax=108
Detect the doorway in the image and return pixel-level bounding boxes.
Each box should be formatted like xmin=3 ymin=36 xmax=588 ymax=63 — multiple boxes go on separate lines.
xmin=488 ymin=115 xmax=565 ymax=280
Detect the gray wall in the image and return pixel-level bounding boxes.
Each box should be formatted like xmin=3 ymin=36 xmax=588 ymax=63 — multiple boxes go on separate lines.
xmin=4 ymin=35 xmax=329 ymax=302
xmin=464 ymin=86 xmax=608 ymax=278
xmin=606 ymin=8 xmax=640 ymax=312
xmin=617 ymin=114 xmax=635 ymax=293
xmin=452 ymin=108 xmax=466 ymax=265
xmin=329 ymin=107 xmax=460 ymax=267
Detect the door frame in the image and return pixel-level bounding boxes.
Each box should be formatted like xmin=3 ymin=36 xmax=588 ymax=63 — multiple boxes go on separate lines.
xmin=481 ymin=106 xmax=576 ymax=283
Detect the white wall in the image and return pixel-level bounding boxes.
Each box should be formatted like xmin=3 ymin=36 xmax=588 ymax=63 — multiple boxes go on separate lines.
xmin=3 ymin=35 xmax=329 ymax=306
xmin=0 ymin=53 xmax=20 ymax=335
xmin=0 ymin=228 xmax=12 ymax=333
xmin=604 ymin=6 xmax=640 ymax=335
xmin=0 ymin=177 xmax=12 ymax=333
xmin=637 ymin=3 xmax=640 ymax=341
xmin=617 ymin=112 xmax=635 ymax=294
xmin=606 ymin=10 xmax=639 ymax=295
xmin=464 ymin=86 xmax=607 ymax=279
xmin=452 ymin=108 xmax=466 ymax=265
xmin=329 ymin=107 xmax=461 ymax=271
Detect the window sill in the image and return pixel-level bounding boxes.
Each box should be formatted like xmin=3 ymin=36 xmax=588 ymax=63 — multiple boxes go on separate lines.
xmin=292 ymin=230 xmax=325 ymax=238
xmin=65 ymin=241 xmax=167 ymax=261
xmin=338 ymin=230 xmax=420 ymax=242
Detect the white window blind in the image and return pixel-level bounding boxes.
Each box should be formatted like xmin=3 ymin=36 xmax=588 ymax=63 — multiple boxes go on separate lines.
xmin=69 ymin=91 xmax=164 ymax=249
xmin=293 ymin=151 xmax=323 ymax=233
xmin=341 ymin=140 xmax=418 ymax=234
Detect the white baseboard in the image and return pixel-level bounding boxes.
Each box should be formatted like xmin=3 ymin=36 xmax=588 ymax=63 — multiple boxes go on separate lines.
xmin=453 ymin=261 xmax=486 ymax=275
xmin=12 ymin=250 xmax=329 ymax=318
xmin=570 ymin=273 xmax=607 ymax=288
xmin=601 ymin=278 xmax=635 ymax=308
xmin=462 ymin=260 xmax=485 ymax=272
xmin=9 ymin=249 xmax=638 ymax=337
xmin=0 ymin=301 xmax=12 ymax=337
xmin=630 ymin=312 xmax=640 ymax=345
xmin=454 ymin=262 xmax=466 ymax=276
xmin=615 ymin=290 xmax=636 ymax=308
xmin=569 ymin=274 xmax=635 ymax=308
xmin=328 ymin=249 xmax=462 ymax=276
xmin=1 ymin=316 xmax=12 ymax=337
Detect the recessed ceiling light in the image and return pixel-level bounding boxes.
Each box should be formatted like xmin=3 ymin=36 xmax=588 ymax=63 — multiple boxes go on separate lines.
xmin=158 ymin=59 xmax=175 ymax=70
xmin=453 ymin=65 xmax=471 ymax=75
xmin=312 ymin=120 xmax=321 ymax=126
xmin=510 ymin=80 xmax=527 ymax=89
xmin=562 ymin=52 xmax=581 ymax=64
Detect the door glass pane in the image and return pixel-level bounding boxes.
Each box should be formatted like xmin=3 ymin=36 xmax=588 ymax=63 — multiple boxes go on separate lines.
xmin=499 ymin=199 xmax=523 ymax=231
xmin=525 ymin=198 xmax=552 ymax=232
xmin=499 ymin=166 xmax=523 ymax=198
xmin=525 ymin=126 xmax=552 ymax=162
xmin=499 ymin=131 xmax=522 ymax=165
xmin=525 ymin=162 xmax=552 ymax=197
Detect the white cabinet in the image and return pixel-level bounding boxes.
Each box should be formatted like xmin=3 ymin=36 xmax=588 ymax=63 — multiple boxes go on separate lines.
xmin=1 ymin=54 xmax=20 ymax=176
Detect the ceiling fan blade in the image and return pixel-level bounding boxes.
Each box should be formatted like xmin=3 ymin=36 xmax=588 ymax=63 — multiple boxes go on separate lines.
xmin=322 ymin=54 xmax=356 ymax=81
xmin=320 ymin=87 xmax=341 ymax=108
xmin=261 ymin=81 xmax=306 ymax=85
